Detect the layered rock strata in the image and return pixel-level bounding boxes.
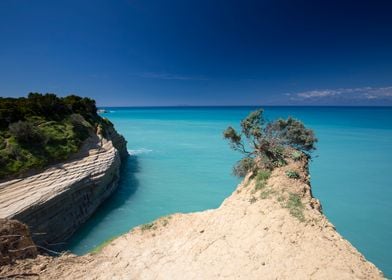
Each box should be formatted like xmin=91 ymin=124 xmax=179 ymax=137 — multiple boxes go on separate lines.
xmin=0 ymin=129 xmax=127 ymax=246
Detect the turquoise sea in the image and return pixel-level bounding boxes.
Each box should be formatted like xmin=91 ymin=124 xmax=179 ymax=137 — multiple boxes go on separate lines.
xmin=66 ymin=107 xmax=392 ymax=276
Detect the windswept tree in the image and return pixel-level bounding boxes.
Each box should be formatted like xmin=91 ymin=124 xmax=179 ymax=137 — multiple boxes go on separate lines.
xmin=223 ymin=109 xmax=317 ymax=176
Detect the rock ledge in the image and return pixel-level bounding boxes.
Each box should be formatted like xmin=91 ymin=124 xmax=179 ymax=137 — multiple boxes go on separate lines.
xmin=0 ymin=128 xmax=127 ymax=246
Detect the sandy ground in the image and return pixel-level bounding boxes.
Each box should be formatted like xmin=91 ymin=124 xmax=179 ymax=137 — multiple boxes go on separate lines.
xmin=0 ymin=158 xmax=384 ymax=279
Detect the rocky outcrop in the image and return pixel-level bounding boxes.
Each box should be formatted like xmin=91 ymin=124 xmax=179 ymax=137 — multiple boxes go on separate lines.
xmin=0 ymin=157 xmax=383 ymax=279
xmin=0 ymin=128 xmax=127 ymax=247
xmin=104 ymin=125 xmax=128 ymax=159
xmin=0 ymin=219 xmax=37 ymax=265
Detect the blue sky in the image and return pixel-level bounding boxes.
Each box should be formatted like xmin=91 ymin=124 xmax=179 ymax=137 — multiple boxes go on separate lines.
xmin=0 ymin=0 xmax=391 ymax=106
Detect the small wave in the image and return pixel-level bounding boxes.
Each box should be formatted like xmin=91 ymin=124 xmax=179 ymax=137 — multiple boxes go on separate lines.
xmin=128 ymin=148 xmax=153 ymax=155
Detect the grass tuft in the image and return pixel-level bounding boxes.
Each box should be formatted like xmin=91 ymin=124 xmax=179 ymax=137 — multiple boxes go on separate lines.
xmin=260 ymin=189 xmax=275 ymax=199
xmin=291 ymin=151 xmax=303 ymax=161
xmin=285 ymin=170 xmax=300 ymax=179
xmin=285 ymin=193 xmax=305 ymax=222
xmin=140 ymin=223 xmax=155 ymax=232
xmin=254 ymin=169 xmax=271 ymax=191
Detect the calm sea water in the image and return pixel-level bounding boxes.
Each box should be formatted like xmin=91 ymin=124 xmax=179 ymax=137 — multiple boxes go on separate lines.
xmin=66 ymin=107 xmax=392 ymax=276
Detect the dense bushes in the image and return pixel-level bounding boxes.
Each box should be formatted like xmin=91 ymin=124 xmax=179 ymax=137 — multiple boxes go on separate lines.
xmin=0 ymin=93 xmax=97 ymax=130
xmin=0 ymin=93 xmax=104 ymax=179
xmin=224 ymin=109 xmax=317 ymax=176
xmin=9 ymin=121 xmax=46 ymax=145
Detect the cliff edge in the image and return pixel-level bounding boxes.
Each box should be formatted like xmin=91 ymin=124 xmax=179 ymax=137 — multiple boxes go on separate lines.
xmin=0 ymin=126 xmax=127 ymax=246
xmin=0 ymin=157 xmax=383 ymax=279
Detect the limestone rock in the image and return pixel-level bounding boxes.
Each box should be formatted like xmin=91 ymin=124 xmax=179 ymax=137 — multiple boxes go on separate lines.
xmin=0 ymin=128 xmax=127 ymax=246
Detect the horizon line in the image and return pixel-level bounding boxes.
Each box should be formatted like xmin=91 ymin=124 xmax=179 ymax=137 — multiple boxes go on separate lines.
xmin=98 ymin=104 xmax=392 ymax=108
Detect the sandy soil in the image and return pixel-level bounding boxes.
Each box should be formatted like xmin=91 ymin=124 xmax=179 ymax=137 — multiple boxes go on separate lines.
xmin=0 ymin=158 xmax=384 ymax=279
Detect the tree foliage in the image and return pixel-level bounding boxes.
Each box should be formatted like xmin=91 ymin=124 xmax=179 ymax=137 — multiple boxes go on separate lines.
xmin=0 ymin=93 xmax=105 ymax=179
xmin=233 ymin=157 xmax=257 ymax=177
xmin=9 ymin=121 xmax=46 ymax=145
xmin=0 ymin=93 xmax=97 ymax=130
xmin=224 ymin=109 xmax=317 ymax=175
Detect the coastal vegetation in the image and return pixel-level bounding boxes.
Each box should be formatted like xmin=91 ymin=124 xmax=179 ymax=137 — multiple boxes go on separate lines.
xmin=0 ymin=93 xmax=112 ymax=179
xmin=224 ymin=109 xmax=317 ymax=220
xmin=285 ymin=170 xmax=300 ymax=179
xmin=285 ymin=193 xmax=305 ymax=222
xmin=140 ymin=223 xmax=156 ymax=232
xmin=290 ymin=150 xmax=304 ymax=161
xmin=223 ymin=109 xmax=317 ymax=176
xmin=254 ymin=170 xmax=271 ymax=191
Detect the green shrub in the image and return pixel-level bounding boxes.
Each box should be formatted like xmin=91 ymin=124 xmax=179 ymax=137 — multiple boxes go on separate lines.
xmin=161 ymin=219 xmax=169 ymax=227
xmin=233 ymin=157 xmax=256 ymax=177
xmin=9 ymin=121 xmax=46 ymax=146
xmin=285 ymin=193 xmax=305 ymax=221
xmin=286 ymin=170 xmax=300 ymax=179
xmin=0 ymin=93 xmax=105 ymax=179
xmin=223 ymin=109 xmax=317 ymax=171
xmin=69 ymin=114 xmax=91 ymax=141
xmin=256 ymin=169 xmax=271 ymax=181
xmin=260 ymin=188 xmax=275 ymax=199
xmin=291 ymin=151 xmax=303 ymax=161
xmin=0 ymin=135 xmax=6 ymax=150
xmin=140 ymin=223 xmax=155 ymax=231
xmin=254 ymin=169 xmax=271 ymax=190
xmin=249 ymin=196 xmax=257 ymax=204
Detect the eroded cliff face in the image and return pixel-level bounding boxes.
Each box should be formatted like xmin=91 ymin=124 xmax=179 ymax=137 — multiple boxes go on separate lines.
xmin=0 ymin=128 xmax=127 ymax=246
xmin=0 ymin=157 xmax=384 ymax=279
xmin=104 ymin=125 xmax=128 ymax=159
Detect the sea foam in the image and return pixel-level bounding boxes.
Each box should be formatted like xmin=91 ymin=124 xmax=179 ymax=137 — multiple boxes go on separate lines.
xmin=127 ymin=148 xmax=153 ymax=155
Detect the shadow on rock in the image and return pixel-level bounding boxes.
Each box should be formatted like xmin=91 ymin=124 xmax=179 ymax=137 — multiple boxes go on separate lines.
xmin=59 ymin=155 xmax=140 ymax=252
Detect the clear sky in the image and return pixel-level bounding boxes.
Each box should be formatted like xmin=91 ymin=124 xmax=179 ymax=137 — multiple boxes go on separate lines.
xmin=0 ymin=0 xmax=391 ymax=106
